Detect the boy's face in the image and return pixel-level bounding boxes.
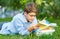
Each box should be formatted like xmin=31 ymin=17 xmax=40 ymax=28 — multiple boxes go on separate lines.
xmin=24 ymin=12 xmax=36 ymax=22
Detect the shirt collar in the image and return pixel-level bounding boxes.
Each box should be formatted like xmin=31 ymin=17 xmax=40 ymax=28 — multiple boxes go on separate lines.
xmin=22 ymin=12 xmax=32 ymax=23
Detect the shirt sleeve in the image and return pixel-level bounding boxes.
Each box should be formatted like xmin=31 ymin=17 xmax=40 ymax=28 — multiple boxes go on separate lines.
xmin=12 ymin=16 xmax=30 ymax=35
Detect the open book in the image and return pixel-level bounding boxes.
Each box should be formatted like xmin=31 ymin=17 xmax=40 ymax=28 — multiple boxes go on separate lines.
xmin=35 ymin=19 xmax=57 ymax=36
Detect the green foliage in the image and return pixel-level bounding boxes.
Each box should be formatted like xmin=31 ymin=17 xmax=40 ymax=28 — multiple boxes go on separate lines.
xmin=0 ymin=0 xmax=28 ymax=10
xmin=36 ymin=0 xmax=60 ymax=19
xmin=0 ymin=0 xmax=60 ymax=18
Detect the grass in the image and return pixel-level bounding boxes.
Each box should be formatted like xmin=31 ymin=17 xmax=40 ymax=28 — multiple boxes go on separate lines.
xmin=0 ymin=17 xmax=60 ymax=39
xmin=0 ymin=17 xmax=12 ymax=22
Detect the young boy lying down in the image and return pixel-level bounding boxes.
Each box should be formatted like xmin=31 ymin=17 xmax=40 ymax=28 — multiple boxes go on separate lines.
xmin=0 ymin=2 xmax=40 ymax=35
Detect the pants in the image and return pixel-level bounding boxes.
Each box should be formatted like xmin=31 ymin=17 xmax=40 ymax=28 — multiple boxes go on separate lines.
xmin=0 ymin=22 xmax=8 ymax=30
xmin=0 ymin=22 xmax=4 ymax=30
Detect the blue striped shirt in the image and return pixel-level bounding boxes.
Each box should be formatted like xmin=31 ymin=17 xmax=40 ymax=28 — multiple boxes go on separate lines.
xmin=0 ymin=12 xmax=38 ymax=35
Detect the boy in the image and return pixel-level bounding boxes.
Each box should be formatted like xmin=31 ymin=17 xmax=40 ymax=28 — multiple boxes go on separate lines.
xmin=0 ymin=2 xmax=39 ymax=35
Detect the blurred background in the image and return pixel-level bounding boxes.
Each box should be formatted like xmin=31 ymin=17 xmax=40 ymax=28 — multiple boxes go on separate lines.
xmin=0 ymin=0 xmax=60 ymax=22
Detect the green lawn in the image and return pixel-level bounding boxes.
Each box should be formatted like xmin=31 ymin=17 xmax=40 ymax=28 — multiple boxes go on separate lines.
xmin=0 ymin=18 xmax=60 ymax=39
xmin=0 ymin=17 xmax=12 ymax=22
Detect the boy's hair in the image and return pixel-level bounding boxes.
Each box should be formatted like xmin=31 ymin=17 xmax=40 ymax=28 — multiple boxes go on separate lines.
xmin=24 ymin=2 xmax=37 ymax=13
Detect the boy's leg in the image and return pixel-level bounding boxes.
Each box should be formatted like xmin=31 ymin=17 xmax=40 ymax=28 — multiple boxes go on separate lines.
xmin=0 ymin=22 xmax=8 ymax=30
xmin=0 ymin=22 xmax=4 ymax=30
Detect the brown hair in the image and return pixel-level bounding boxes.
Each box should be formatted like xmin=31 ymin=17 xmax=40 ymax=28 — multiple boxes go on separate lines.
xmin=24 ymin=2 xmax=37 ymax=13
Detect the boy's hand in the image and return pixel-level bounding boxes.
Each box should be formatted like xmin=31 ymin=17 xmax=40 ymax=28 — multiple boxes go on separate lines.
xmin=33 ymin=24 xmax=40 ymax=29
xmin=28 ymin=24 xmax=39 ymax=32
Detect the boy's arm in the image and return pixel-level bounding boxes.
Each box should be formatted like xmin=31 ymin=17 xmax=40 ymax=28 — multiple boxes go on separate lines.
xmin=12 ymin=16 xmax=31 ymax=35
xmin=27 ymin=17 xmax=39 ymax=32
xmin=28 ymin=24 xmax=39 ymax=32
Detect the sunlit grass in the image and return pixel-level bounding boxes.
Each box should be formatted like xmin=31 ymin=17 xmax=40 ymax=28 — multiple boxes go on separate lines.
xmin=0 ymin=18 xmax=60 ymax=39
